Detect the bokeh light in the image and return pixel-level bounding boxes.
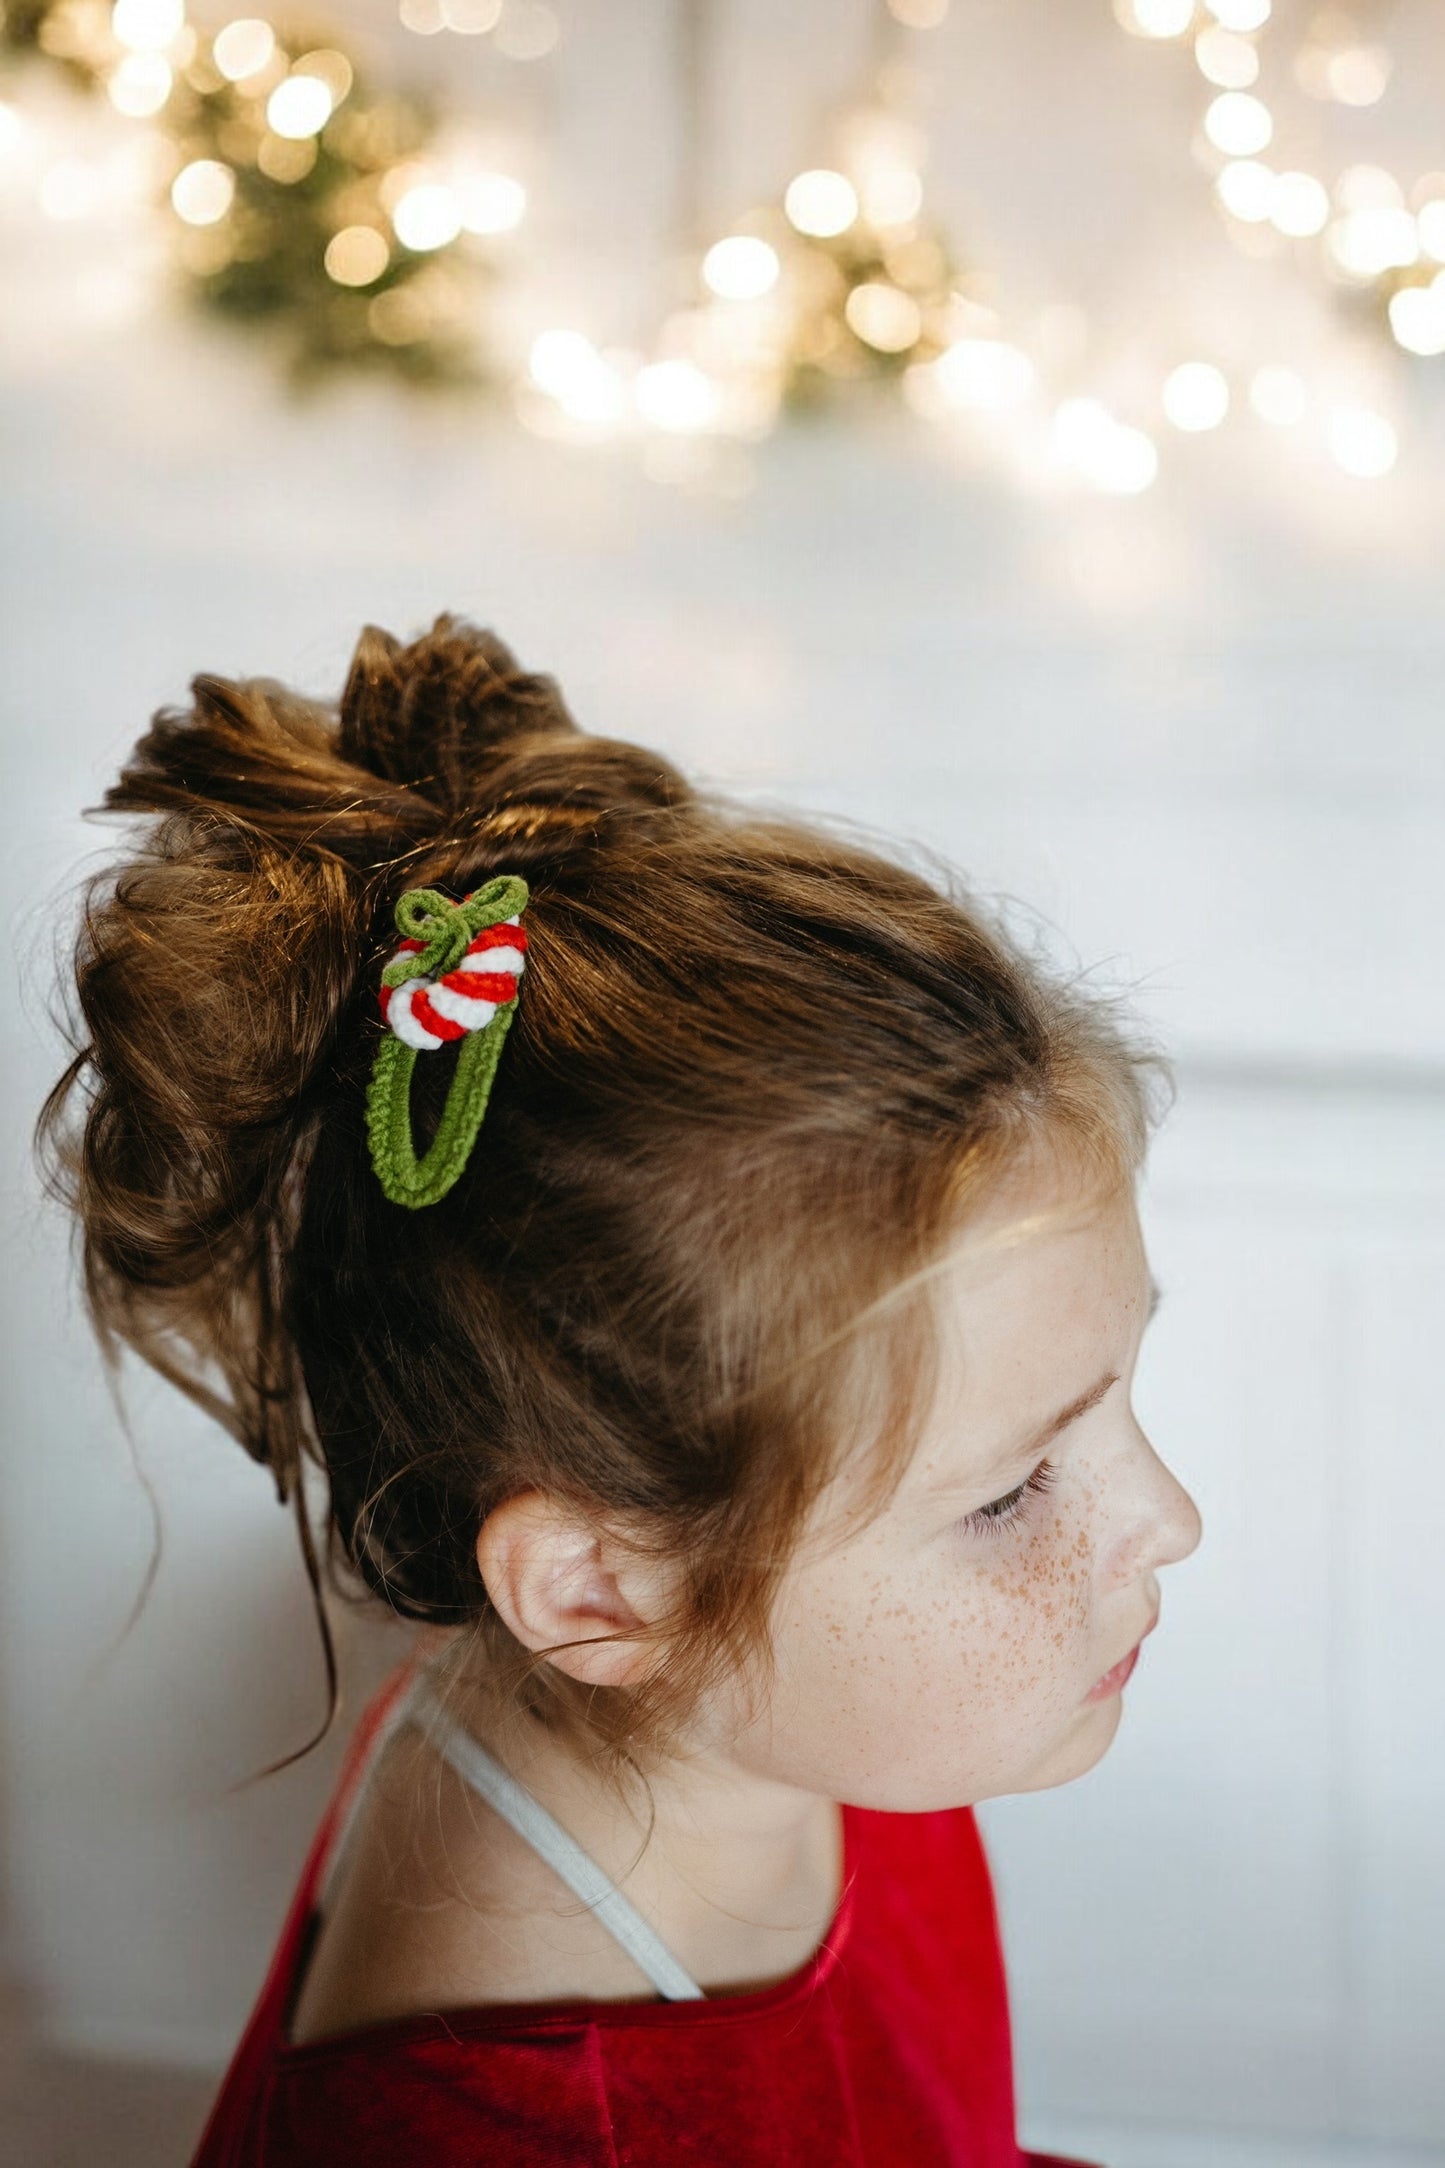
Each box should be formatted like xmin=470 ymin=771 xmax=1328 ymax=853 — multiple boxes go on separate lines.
xmin=1204 ymin=0 xmax=1270 ymax=29
xmin=1053 ymin=397 xmax=1159 ymax=492
xmin=1113 ymin=0 xmax=1195 ymax=38
xmin=636 ymin=358 xmax=720 ymax=432
xmin=493 ymin=2 xmax=559 ymax=62
xmin=702 ymin=235 xmax=781 ymax=301
xmin=266 ymin=76 xmax=334 ymax=141
xmin=1269 ymin=172 xmax=1329 ymax=238
xmin=860 ymin=167 xmax=923 ymax=228
xmin=784 ymin=169 xmax=858 ymax=239
xmin=108 ymin=53 xmax=172 ymax=117
xmin=1162 ymin=360 xmax=1229 ymax=429
xmin=1388 ymin=280 xmax=1445 ymax=357
xmin=1215 ymin=158 xmax=1274 ymax=221
xmin=111 ymin=0 xmax=186 ymax=53
xmin=934 ymin=337 xmax=1035 ymax=408
xmin=1418 ymin=201 xmax=1445 ymax=261
xmin=1326 ymin=405 xmax=1397 ymax=477
xmin=886 ymin=0 xmax=950 ymax=25
xmin=170 ymin=158 xmax=235 ymax=225
xmin=456 ymin=171 xmax=527 ymax=234
xmin=211 ymin=19 xmax=276 ymax=82
xmin=844 ymin=282 xmax=922 ymax=352
xmin=1204 ymin=92 xmax=1272 ymax=157
xmin=442 ymin=0 xmax=504 ymax=29
xmin=324 ymin=225 xmax=390 ymax=286
xmin=1194 ymin=26 xmax=1258 ymax=87
xmin=392 ymin=182 xmax=463 ymax=251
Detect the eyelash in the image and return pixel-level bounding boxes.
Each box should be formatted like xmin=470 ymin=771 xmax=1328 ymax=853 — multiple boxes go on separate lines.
xmin=959 ymin=1458 xmax=1058 ymax=1540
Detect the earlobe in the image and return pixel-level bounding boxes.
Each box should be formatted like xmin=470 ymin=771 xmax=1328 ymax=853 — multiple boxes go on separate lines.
xmin=476 ymin=1489 xmax=655 ymax=1687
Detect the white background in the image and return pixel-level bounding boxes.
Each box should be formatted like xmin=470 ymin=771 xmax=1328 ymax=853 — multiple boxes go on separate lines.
xmin=1 ymin=3 xmax=1442 ymax=2162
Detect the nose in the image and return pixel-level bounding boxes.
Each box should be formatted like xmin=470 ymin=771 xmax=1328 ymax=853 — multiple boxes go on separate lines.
xmin=1155 ymin=1456 xmax=1204 ymax=1570
xmin=1107 ymin=1428 xmax=1204 ymax=1590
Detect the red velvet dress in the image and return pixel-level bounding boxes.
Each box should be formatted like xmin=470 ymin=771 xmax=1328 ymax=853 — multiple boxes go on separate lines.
xmin=189 ymin=1654 xmax=1099 ymax=2168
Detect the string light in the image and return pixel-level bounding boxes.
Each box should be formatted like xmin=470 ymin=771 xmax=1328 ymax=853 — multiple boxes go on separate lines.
xmin=493 ymin=3 xmax=559 ymax=62
xmin=1162 ymin=360 xmax=1229 ymax=429
xmin=1418 ymin=201 xmax=1445 ymax=262
xmin=212 ymin=20 xmax=275 ymax=81
xmin=111 ymin=0 xmax=186 ymax=53
xmin=294 ymin=50 xmax=354 ymax=104
xmin=107 ymin=53 xmax=172 ymax=117
xmin=845 ymin=281 xmax=922 ymax=351
xmin=1215 ymin=158 xmax=1273 ymax=221
xmin=1326 ymin=405 xmax=1397 ymax=477
xmin=635 ymin=358 xmax=720 ymax=432
xmin=886 ymin=0 xmax=950 ymax=27
xmin=932 ymin=336 xmax=1034 ymax=408
xmin=702 ymin=235 xmax=780 ymax=300
xmin=1116 ymin=0 xmax=1424 ymax=473
xmin=170 ymin=156 xmax=234 ymax=224
xmin=256 ymin=132 xmax=315 ymax=184
xmin=3 ymin=0 xmax=1415 ymax=494
xmin=1113 ymin=0 xmax=1196 ymax=40
xmin=1052 ymin=398 xmax=1159 ymax=493
xmin=1327 ymin=206 xmax=1417 ymax=279
xmin=442 ymin=0 xmax=504 ymax=31
xmin=1295 ymin=37 xmax=1391 ymax=107
xmin=783 ymin=169 xmax=858 ymax=238
xmin=456 ymin=171 xmax=526 ymax=234
xmin=1194 ymin=26 xmax=1257 ymax=88
xmin=1268 ymin=171 xmax=1328 ymax=238
xmin=1204 ymin=91 xmax=1272 ymax=156
xmin=1336 ymin=165 xmax=1405 ymax=212
xmin=1387 ymin=280 xmax=1445 ymax=358
xmin=324 ymin=225 xmax=390 ymax=285
xmin=265 ymin=74 xmax=334 ymax=140
xmin=1204 ymin=0 xmax=1270 ymax=31
xmin=391 ymin=181 xmax=462 ymax=250
xmin=860 ymin=163 xmax=924 ymax=227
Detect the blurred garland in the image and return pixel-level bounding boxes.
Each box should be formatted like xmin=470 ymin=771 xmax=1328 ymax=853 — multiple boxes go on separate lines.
xmin=1114 ymin=0 xmax=1445 ymax=363
xmin=769 ymin=179 xmax=964 ymax=417
xmin=2 ymin=0 xmax=975 ymax=431
xmin=0 ymin=0 xmax=501 ymax=392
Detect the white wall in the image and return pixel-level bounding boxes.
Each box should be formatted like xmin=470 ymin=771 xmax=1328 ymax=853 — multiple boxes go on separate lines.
xmin=2 ymin=1 xmax=1443 ymax=2156
xmin=985 ymin=1082 xmax=1445 ymax=2157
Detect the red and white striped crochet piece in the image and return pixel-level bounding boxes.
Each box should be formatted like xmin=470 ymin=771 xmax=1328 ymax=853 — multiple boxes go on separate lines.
xmin=378 ymin=916 xmax=528 ymax=1052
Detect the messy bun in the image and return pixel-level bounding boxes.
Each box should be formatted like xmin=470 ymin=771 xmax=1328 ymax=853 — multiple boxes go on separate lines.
xmin=37 ymin=612 xmax=1163 ymax=1779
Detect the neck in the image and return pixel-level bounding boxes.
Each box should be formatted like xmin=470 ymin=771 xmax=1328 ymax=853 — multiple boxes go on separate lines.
xmin=413 ymin=1640 xmax=843 ymax=1998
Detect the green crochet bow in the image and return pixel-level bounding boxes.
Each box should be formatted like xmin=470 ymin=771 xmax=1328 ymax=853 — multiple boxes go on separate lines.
xmin=365 ymin=874 xmax=529 ymax=1209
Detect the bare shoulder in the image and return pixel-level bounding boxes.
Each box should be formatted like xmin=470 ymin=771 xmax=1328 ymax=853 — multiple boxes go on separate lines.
xmin=285 ymin=1727 xmax=662 ymax=2045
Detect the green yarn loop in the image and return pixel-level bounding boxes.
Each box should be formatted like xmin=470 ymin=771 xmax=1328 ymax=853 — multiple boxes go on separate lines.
xmin=365 ymin=874 xmax=530 ymax=1210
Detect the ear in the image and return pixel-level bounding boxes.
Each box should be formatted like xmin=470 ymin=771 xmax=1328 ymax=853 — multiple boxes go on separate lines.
xmin=476 ymin=1490 xmax=663 ymax=1688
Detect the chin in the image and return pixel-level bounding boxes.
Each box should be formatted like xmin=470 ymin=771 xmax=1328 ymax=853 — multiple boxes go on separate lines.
xmin=993 ymin=1696 xmax=1125 ymax=1800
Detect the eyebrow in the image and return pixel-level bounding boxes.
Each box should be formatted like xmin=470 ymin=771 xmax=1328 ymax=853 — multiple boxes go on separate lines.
xmin=920 ymin=1276 xmax=1163 ymax=1501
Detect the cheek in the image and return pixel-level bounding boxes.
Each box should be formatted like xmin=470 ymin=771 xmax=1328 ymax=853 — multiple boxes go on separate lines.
xmin=772 ymin=1500 xmax=1096 ymax=1773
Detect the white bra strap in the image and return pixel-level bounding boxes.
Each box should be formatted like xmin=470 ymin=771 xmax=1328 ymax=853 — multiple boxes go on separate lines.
xmin=405 ymin=1671 xmax=706 ymax=2003
xmin=313 ymin=1664 xmax=433 ymax=1921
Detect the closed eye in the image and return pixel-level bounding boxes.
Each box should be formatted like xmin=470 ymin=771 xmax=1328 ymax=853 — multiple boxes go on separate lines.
xmin=959 ymin=1457 xmax=1058 ymax=1540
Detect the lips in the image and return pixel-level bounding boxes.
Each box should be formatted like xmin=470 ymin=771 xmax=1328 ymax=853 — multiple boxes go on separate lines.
xmin=1087 ymin=1608 xmax=1160 ymax=1698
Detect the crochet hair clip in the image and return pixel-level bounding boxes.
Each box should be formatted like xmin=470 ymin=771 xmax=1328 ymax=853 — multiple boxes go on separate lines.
xmin=364 ymin=874 xmax=529 ymax=1209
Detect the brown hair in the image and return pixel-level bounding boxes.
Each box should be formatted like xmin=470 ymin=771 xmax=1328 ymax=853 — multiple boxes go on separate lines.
xmin=35 ymin=612 xmax=1164 ymax=1782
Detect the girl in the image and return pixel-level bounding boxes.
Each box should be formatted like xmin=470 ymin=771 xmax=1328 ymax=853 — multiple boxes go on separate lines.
xmin=38 ymin=613 xmax=1202 ymax=2167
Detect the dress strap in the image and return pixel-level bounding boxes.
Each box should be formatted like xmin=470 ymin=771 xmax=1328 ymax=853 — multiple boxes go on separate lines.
xmin=404 ymin=1669 xmax=706 ymax=2004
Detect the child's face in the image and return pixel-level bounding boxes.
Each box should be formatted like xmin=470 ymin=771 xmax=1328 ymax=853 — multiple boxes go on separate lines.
xmin=727 ymin=1151 xmax=1203 ymax=1811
